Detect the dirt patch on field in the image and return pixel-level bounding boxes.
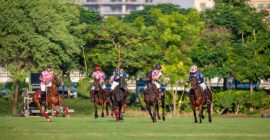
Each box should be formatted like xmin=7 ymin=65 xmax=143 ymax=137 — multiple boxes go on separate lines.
xmin=221 ymin=113 xmax=257 ymax=118
xmin=261 ymin=108 xmax=270 ymax=118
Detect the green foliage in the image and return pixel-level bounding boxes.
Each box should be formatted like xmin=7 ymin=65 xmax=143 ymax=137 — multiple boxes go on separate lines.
xmin=213 ymin=90 xmax=270 ymax=114
xmin=77 ymin=78 xmax=91 ymax=98
xmin=0 ymin=97 xmax=12 ymax=116
xmin=79 ymin=7 xmax=102 ymax=25
xmin=124 ymin=4 xmax=191 ymax=26
xmin=191 ymin=25 xmax=232 ymax=78
xmin=63 ymin=97 xmax=93 ymax=116
xmin=0 ymin=0 xmax=83 ymax=78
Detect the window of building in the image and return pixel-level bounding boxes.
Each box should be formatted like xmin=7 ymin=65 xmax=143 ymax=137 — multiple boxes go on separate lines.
xmin=87 ymin=0 xmax=97 ymax=2
xmin=257 ymin=4 xmax=264 ymax=9
xmin=111 ymin=0 xmax=122 ymax=2
xmin=127 ymin=0 xmax=137 ymax=2
xmin=200 ymin=3 xmax=206 ymax=9
xmin=110 ymin=5 xmax=122 ymax=12
xmin=145 ymin=0 xmax=153 ymax=3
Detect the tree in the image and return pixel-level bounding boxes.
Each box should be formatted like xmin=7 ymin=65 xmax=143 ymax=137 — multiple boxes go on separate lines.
xmin=84 ymin=16 xmax=163 ymax=76
xmin=0 ymin=0 xmax=82 ymax=115
xmin=191 ymin=25 xmax=232 ymax=89
xmin=144 ymin=9 xmax=203 ymax=117
xmin=204 ymin=0 xmax=270 ymax=98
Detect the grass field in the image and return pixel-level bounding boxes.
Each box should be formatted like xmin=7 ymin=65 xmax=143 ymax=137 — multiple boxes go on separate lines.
xmin=0 ymin=116 xmax=270 ymax=140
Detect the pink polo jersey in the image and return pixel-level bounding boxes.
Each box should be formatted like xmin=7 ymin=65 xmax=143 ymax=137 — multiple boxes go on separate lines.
xmin=40 ymin=70 xmax=54 ymax=85
xmin=92 ymin=71 xmax=105 ymax=83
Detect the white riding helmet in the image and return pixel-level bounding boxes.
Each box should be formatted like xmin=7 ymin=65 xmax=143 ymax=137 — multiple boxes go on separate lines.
xmin=190 ymin=65 xmax=198 ymax=73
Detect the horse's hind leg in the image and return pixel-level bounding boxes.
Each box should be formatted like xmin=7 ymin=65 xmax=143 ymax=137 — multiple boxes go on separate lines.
xmin=156 ymin=102 xmax=161 ymax=120
xmin=208 ymin=103 xmax=212 ymax=123
xmin=161 ymin=94 xmax=165 ymax=121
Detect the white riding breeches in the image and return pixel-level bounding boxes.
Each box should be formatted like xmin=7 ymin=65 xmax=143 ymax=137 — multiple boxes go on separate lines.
xmin=92 ymin=84 xmax=106 ymax=90
xmin=153 ymin=81 xmax=161 ymax=89
xmin=144 ymin=81 xmax=161 ymax=90
xmin=40 ymin=83 xmax=52 ymax=92
xmin=199 ymin=82 xmax=207 ymax=91
xmin=111 ymin=81 xmax=119 ymax=90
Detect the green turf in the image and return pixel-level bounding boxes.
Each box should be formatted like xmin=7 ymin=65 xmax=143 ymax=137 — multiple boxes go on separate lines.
xmin=0 ymin=116 xmax=269 ymax=140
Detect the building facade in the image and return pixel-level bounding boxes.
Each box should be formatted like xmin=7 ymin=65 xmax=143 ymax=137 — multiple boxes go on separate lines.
xmin=248 ymin=0 xmax=270 ymax=13
xmin=82 ymin=0 xmax=214 ymax=16
xmin=178 ymin=0 xmax=215 ymax=11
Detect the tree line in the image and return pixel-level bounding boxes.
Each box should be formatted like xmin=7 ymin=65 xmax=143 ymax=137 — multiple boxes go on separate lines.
xmin=0 ymin=0 xmax=269 ymax=115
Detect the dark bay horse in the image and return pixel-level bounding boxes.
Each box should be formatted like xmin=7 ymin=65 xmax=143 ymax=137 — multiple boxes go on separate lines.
xmin=144 ymin=72 xmax=160 ymax=123
xmin=111 ymin=76 xmax=128 ymax=121
xmin=32 ymin=74 xmax=69 ymax=122
xmin=189 ymin=77 xmax=212 ymax=123
xmin=91 ymin=78 xmax=109 ymax=118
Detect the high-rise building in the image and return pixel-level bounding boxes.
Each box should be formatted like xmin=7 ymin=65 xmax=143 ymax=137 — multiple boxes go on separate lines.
xmin=81 ymin=0 xmax=214 ymax=16
xmin=248 ymin=0 xmax=270 ymax=13
xmin=178 ymin=0 xmax=215 ymax=11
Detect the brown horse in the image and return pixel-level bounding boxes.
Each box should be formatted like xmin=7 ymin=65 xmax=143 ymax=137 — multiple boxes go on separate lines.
xmin=91 ymin=78 xmax=109 ymax=118
xmin=189 ymin=77 xmax=212 ymax=123
xmin=144 ymin=72 xmax=160 ymax=123
xmin=111 ymin=76 xmax=128 ymax=121
xmin=32 ymin=74 xmax=69 ymax=122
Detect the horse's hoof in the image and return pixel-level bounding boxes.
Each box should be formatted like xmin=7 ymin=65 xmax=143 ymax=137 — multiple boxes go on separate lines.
xmin=158 ymin=116 xmax=161 ymax=120
xmin=66 ymin=115 xmax=70 ymax=119
xmin=202 ymin=116 xmax=205 ymax=119
xmin=162 ymin=117 xmax=165 ymax=121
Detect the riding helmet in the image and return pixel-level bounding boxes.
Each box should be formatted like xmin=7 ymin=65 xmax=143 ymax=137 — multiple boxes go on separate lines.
xmin=190 ymin=65 xmax=198 ymax=73
xmin=155 ymin=64 xmax=162 ymax=70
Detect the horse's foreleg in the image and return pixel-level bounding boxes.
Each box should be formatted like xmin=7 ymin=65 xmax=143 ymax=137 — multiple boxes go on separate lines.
xmin=199 ymin=105 xmax=203 ymax=123
xmin=192 ymin=106 xmax=197 ymax=123
xmin=146 ymin=105 xmax=154 ymax=122
xmin=208 ymin=103 xmax=212 ymax=123
xmin=109 ymin=98 xmax=114 ymax=116
xmin=153 ymin=103 xmax=158 ymax=123
xmin=161 ymin=94 xmax=165 ymax=121
xmin=94 ymin=102 xmax=98 ymax=119
xmin=119 ymin=103 xmax=123 ymax=121
xmin=33 ymin=97 xmax=51 ymax=122
xmin=111 ymin=99 xmax=119 ymax=121
xmin=51 ymin=104 xmax=59 ymax=117
xmin=101 ymin=101 xmax=105 ymax=117
xmin=59 ymin=98 xmax=69 ymax=119
xmin=106 ymin=101 xmax=109 ymax=116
